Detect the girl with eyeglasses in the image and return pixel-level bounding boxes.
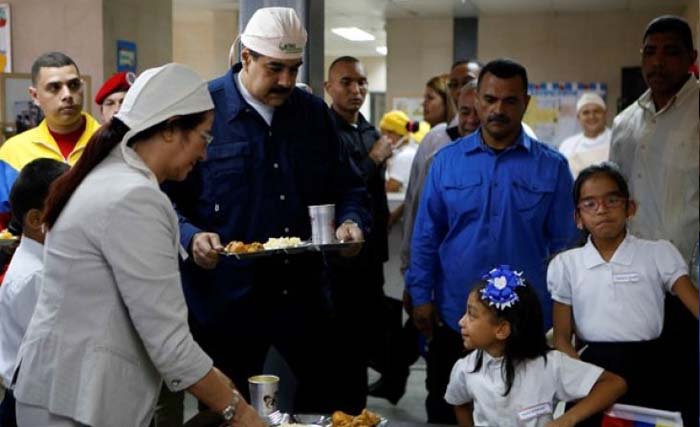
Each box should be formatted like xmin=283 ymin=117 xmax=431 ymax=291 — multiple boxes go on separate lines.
xmin=546 ymin=162 xmax=698 ymax=422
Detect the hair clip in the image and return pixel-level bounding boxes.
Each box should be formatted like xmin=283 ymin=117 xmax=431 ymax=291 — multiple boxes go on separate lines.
xmin=480 ymin=265 xmax=526 ymax=310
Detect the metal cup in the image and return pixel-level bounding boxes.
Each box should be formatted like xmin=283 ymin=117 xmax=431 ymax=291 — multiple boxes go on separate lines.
xmin=248 ymin=374 xmax=279 ymax=417
xmin=308 ymin=204 xmax=336 ymax=244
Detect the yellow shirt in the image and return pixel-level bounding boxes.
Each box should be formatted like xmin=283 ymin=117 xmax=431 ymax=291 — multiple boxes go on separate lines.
xmin=0 ymin=112 xmax=100 ymax=220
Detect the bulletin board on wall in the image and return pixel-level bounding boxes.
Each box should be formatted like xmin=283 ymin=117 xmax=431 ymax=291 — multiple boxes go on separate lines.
xmin=392 ymin=97 xmax=424 ymax=122
xmin=523 ymin=82 xmax=607 ymax=148
xmin=0 ymin=3 xmax=11 ymax=73
xmin=0 ymin=73 xmax=91 ymax=144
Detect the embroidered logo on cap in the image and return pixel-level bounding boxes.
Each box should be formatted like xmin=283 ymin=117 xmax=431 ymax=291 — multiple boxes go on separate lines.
xmin=279 ymin=43 xmax=303 ymax=54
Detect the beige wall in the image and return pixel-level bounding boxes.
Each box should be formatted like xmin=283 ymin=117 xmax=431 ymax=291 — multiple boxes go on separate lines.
xmin=684 ymin=0 xmax=699 ymax=56
xmin=477 ymin=8 xmax=685 ymax=120
xmin=173 ymin=6 xmax=238 ymax=81
xmin=386 ymin=18 xmax=453 ymax=111
xmin=5 ymin=0 xmax=104 ymax=114
xmin=5 ymin=0 xmax=175 ymax=116
xmin=103 ymin=0 xmax=172 ymax=80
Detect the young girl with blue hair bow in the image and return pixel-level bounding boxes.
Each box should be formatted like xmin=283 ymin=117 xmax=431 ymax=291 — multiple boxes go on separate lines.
xmin=445 ymin=265 xmax=626 ymax=427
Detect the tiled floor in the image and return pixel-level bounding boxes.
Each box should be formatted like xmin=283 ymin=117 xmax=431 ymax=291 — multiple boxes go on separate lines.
xmin=363 ymin=220 xmax=428 ymax=422
xmin=366 ymin=363 xmax=428 ymax=422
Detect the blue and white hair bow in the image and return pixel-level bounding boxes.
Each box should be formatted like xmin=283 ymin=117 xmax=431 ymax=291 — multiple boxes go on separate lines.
xmin=480 ymin=265 xmax=526 ymax=310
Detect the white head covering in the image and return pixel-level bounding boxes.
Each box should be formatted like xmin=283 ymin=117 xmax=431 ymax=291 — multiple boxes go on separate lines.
xmin=240 ymin=7 xmax=307 ymax=60
xmin=576 ymin=92 xmax=606 ymax=114
xmin=113 ymin=63 xmax=213 ymax=172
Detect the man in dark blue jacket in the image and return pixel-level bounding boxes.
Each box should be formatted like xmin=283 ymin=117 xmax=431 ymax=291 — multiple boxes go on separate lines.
xmin=165 ymin=7 xmax=368 ymax=413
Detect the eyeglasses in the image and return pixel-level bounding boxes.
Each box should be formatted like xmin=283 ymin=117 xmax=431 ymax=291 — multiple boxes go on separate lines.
xmin=577 ymin=194 xmax=627 ymax=213
xmin=200 ymin=131 xmax=214 ymax=146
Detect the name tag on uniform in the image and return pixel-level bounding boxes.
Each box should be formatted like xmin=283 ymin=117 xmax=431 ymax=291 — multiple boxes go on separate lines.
xmin=613 ymin=273 xmax=640 ymax=283
xmin=517 ymin=402 xmax=552 ymax=421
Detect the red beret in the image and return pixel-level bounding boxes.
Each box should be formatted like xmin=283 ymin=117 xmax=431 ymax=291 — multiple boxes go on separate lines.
xmin=95 ymin=71 xmax=135 ymax=105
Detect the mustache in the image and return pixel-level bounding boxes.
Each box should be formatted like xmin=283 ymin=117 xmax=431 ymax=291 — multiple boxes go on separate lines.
xmin=487 ymin=114 xmax=510 ymax=124
xmin=270 ymin=86 xmax=292 ymax=95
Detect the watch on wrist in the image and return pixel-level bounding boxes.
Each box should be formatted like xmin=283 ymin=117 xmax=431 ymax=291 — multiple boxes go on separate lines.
xmin=221 ymin=390 xmax=241 ymax=422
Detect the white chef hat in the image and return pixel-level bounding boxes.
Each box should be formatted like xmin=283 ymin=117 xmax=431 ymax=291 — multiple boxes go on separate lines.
xmin=576 ymin=92 xmax=606 ymax=114
xmin=240 ymin=7 xmax=307 ymax=60
xmin=115 ymin=63 xmax=213 ymax=146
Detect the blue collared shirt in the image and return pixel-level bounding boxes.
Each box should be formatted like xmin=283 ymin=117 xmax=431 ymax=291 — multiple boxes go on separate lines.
xmin=405 ymin=129 xmax=577 ymax=330
xmin=164 ymin=64 xmax=369 ymax=326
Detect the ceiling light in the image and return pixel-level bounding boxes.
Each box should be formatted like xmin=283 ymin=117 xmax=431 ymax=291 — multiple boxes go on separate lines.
xmin=376 ymin=46 xmax=388 ymax=55
xmin=331 ymin=27 xmax=376 ymax=42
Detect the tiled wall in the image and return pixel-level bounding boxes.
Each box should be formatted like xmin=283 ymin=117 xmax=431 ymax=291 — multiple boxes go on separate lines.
xmin=477 ymin=7 xmax=686 ymax=119
xmin=173 ymin=6 xmax=237 ymax=81
xmin=384 ymin=5 xmax=697 ymax=121
xmin=102 ymin=0 xmax=173 ymax=80
xmin=7 ymin=0 xmax=173 ymax=116
xmin=386 ymin=17 xmax=454 ymax=110
xmin=7 ymin=0 xmax=104 ymax=114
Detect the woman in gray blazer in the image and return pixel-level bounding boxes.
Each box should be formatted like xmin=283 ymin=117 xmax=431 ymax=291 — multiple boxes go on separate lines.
xmin=11 ymin=63 xmax=264 ymax=427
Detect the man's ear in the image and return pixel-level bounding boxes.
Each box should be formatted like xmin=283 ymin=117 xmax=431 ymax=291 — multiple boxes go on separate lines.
xmin=626 ymin=199 xmax=637 ymax=219
xmin=29 ymin=86 xmax=40 ymax=107
xmin=495 ymin=319 xmax=512 ymax=341
xmin=241 ymin=49 xmax=251 ymax=71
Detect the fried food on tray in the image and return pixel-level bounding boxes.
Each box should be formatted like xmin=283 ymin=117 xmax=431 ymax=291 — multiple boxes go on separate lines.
xmin=332 ymin=411 xmax=353 ymax=427
xmin=331 ymin=409 xmax=381 ymax=427
xmin=0 ymin=229 xmax=15 ymax=240
xmin=223 ymin=240 xmax=264 ymax=254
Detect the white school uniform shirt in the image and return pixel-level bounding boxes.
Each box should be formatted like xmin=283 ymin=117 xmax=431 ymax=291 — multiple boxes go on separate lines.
xmin=445 ymin=350 xmax=603 ymax=427
xmin=547 ymin=233 xmax=687 ymax=342
xmin=0 ymin=237 xmax=43 ymax=387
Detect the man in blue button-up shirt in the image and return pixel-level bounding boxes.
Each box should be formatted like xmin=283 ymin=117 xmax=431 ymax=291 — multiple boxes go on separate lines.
xmin=164 ymin=8 xmax=369 ymax=415
xmin=405 ymin=59 xmax=577 ymax=423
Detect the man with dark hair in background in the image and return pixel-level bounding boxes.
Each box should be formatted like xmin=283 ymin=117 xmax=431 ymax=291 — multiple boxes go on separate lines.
xmin=610 ymin=15 xmax=698 ymax=423
xmin=406 ymin=59 xmax=577 ymax=423
xmin=324 ymin=56 xmax=397 ymax=409
xmin=0 ymin=51 xmax=99 ymax=232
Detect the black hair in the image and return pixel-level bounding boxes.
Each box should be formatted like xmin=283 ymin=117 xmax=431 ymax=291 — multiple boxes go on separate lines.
xmin=573 ymin=161 xmax=630 ymax=206
xmin=477 ymin=58 xmax=528 ymax=94
xmin=644 ymin=15 xmax=694 ymax=52
xmin=244 ymin=46 xmax=262 ymax=60
xmin=469 ymin=279 xmax=549 ymax=396
xmin=31 ymin=52 xmax=79 ymax=85
xmin=329 ymin=56 xmax=360 ymax=76
xmin=43 ymin=112 xmax=210 ymax=228
xmin=10 ymin=158 xmax=70 ymax=234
